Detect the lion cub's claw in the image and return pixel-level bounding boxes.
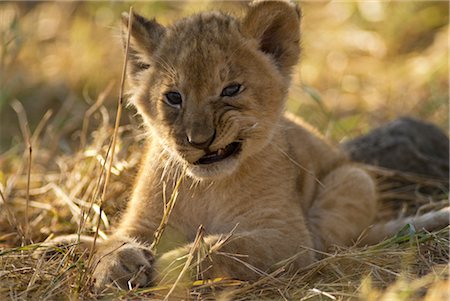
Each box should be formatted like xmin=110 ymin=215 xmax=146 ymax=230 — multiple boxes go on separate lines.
xmin=92 ymin=241 xmax=154 ymax=291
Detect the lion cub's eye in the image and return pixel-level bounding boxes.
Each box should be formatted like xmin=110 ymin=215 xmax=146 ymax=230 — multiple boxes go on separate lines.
xmin=164 ymin=92 xmax=182 ymax=108
xmin=221 ymin=84 xmax=242 ymax=97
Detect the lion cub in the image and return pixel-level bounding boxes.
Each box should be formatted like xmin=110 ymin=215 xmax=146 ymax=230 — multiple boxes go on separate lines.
xmin=87 ymin=0 xmax=448 ymax=291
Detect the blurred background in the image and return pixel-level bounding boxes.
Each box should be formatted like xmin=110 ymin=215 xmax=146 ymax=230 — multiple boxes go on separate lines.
xmin=0 ymin=1 xmax=448 ymax=153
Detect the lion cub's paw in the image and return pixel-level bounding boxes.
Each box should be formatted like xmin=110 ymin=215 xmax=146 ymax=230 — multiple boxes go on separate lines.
xmin=92 ymin=240 xmax=154 ymax=291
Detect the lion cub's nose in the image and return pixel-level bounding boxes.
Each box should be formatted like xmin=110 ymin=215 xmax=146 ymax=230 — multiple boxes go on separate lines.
xmin=187 ymin=129 xmax=216 ymax=150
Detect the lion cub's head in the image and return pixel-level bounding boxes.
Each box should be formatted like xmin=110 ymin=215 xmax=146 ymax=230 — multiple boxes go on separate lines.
xmin=123 ymin=1 xmax=300 ymax=179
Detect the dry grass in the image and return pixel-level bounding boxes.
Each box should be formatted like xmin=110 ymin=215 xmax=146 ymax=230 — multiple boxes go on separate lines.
xmin=0 ymin=94 xmax=448 ymax=300
xmin=0 ymin=1 xmax=449 ymax=300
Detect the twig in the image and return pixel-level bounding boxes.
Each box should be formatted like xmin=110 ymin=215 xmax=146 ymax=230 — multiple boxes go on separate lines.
xmin=11 ymin=99 xmax=32 ymax=243
xmin=31 ymin=109 xmax=53 ymax=146
xmin=25 ymin=144 xmax=32 ymax=242
xmin=164 ymin=225 xmax=205 ymax=301
xmin=80 ymin=81 xmax=115 ymax=149
xmin=151 ymin=168 xmax=186 ymax=251
xmin=77 ymin=138 xmax=112 ymax=238
xmin=86 ymin=5 xmax=134 ymax=275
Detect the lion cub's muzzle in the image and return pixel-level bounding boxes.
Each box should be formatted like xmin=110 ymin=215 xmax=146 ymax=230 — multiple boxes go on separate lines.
xmin=194 ymin=142 xmax=242 ymax=165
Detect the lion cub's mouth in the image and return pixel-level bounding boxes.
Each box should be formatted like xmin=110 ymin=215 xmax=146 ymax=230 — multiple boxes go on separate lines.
xmin=194 ymin=142 xmax=242 ymax=165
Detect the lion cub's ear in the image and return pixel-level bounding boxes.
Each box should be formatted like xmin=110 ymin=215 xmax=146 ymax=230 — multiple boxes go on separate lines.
xmin=121 ymin=12 xmax=166 ymax=85
xmin=242 ymin=0 xmax=301 ymax=78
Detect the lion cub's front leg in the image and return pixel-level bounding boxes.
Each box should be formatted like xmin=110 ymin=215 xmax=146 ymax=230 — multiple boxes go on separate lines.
xmin=90 ymin=153 xmax=162 ymax=291
xmin=92 ymin=238 xmax=154 ymax=291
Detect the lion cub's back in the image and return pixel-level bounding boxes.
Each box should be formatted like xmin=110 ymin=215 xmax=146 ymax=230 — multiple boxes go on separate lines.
xmin=281 ymin=112 xmax=348 ymax=209
xmin=282 ymin=112 xmax=346 ymax=169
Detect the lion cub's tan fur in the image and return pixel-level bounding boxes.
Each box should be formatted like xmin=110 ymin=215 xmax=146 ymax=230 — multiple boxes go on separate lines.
xmin=66 ymin=1 xmax=446 ymax=291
